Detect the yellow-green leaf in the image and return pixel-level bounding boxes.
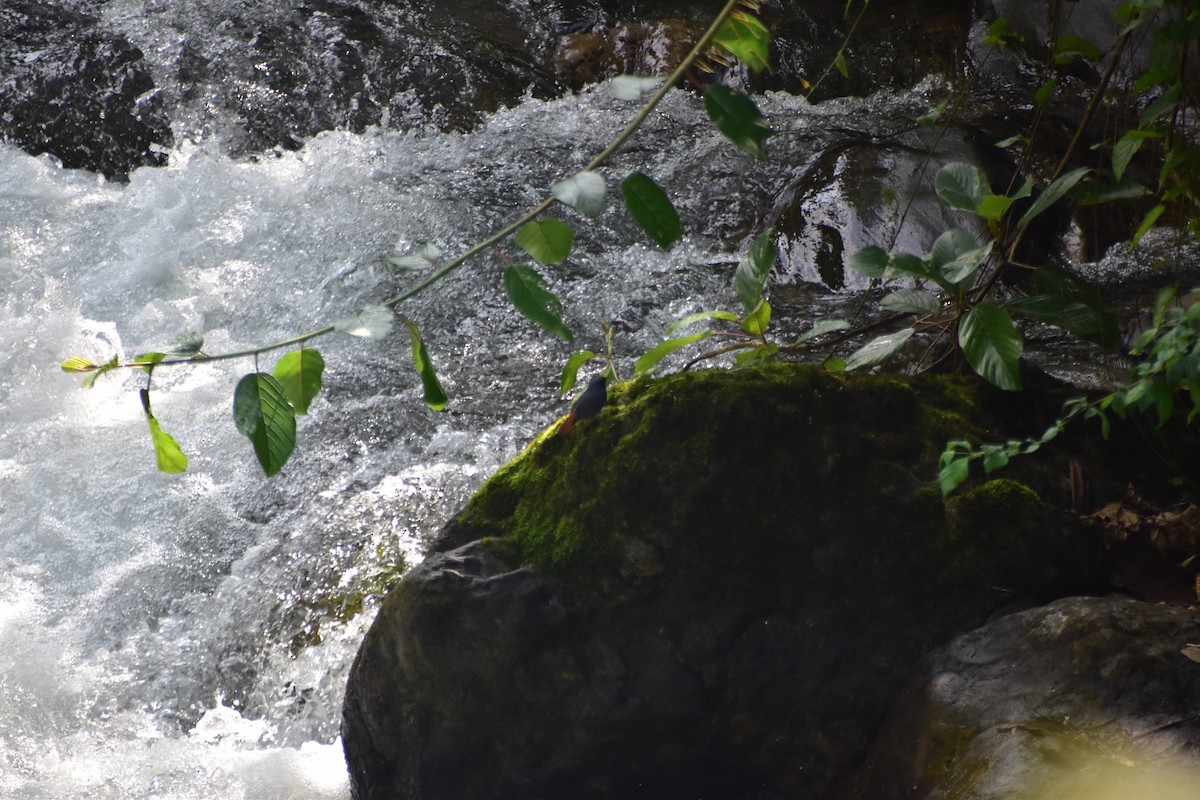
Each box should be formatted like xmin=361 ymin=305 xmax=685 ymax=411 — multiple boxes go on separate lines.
xmin=274 ymin=348 xmax=325 ymax=414
xmin=145 ymin=413 xmax=188 ymax=474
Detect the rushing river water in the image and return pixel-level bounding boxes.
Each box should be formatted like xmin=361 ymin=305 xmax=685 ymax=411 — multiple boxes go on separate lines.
xmin=0 ymin=1 xmax=1033 ymax=796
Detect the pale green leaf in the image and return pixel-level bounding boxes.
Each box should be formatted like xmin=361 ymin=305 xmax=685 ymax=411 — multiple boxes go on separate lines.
xmin=621 ymin=172 xmax=681 ymax=249
xmin=844 ymin=328 xmax=915 ymax=371
xmin=880 ymin=289 xmax=942 ymax=318
xmin=797 ymin=319 xmax=851 ymax=342
xmin=611 ymin=75 xmax=663 ymax=101
xmin=1130 ymin=203 xmax=1166 ymax=248
xmin=515 ymin=219 xmax=575 ymax=264
xmin=146 ymin=413 xmax=188 ymax=474
xmin=503 ymin=264 xmax=574 ymax=343
xmin=233 ymin=373 xmax=297 ymax=476
xmin=959 ymin=302 xmax=1023 ymax=390
xmin=274 ymin=348 xmax=325 ymax=415
xmin=388 ymin=243 xmax=441 ymax=271
xmin=335 ymin=305 xmax=394 ymax=340
xmin=553 ymin=170 xmax=607 ymax=218
xmin=940 ymin=240 xmax=994 ymax=287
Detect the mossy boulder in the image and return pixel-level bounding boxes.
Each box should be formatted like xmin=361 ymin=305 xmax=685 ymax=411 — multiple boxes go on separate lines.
xmin=342 ymin=364 xmax=1117 ymax=800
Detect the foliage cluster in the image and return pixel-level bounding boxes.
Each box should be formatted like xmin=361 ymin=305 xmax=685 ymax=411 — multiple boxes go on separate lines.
xmin=61 ymin=0 xmax=1200 ymax=490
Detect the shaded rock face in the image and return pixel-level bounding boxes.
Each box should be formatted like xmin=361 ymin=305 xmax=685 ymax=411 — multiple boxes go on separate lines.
xmin=0 ymin=1 xmax=173 ymax=179
xmin=843 ymin=596 xmax=1200 ymax=800
xmin=343 ymin=366 xmax=1123 ymax=800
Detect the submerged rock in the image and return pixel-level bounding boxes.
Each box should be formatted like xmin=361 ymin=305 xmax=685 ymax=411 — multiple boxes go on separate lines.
xmin=342 ymin=364 xmax=1164 ymax=800
xmin=843 ymin=596 xmax=1200 ymax=800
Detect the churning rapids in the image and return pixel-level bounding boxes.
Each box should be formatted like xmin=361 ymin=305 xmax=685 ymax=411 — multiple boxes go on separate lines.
xmin=0 ymin=5 xmax=963 ymax=797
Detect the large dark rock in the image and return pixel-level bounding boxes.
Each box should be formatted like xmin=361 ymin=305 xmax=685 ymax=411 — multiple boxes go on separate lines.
xmin=342 ymin=365 xmax=1174 ymax=800
xmin=843 ymin=596 xmax=1200 ymax=799
xmin=0 ymin=0 xmax=173 ymax=179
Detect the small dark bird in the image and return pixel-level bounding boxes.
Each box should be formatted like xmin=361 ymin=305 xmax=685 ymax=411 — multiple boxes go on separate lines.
xmin=560 ymin=375 xmax=607 ymax=433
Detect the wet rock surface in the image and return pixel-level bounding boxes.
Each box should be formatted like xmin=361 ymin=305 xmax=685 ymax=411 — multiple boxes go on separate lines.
xmin=341 ymin=365 xmax=1159 ymax=800
xmin=843 ymin=596 xmax=1200 ymax=800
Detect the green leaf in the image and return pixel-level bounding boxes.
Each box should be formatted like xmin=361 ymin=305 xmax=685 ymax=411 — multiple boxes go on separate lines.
xmin=62 ymin=356 xmax=99 ymax=372
xmin=515 ymin=219 xmax=575 ymax=264
xmin=847 ymin=245 xmax=889 ymax=278
xmin=1130 ymin=203 xmax=1166 ymax=248
xmin=233 ymin=373 xmax=297 ymax=476
xmin=274 ymin=348 xmax=325 ymax=415
xmin=976 ymin=193 xmax=1016 ymax=222
xmin=742 ymin=300 xmax=771 ymax=336
xmin=552 ymin=170 xmax=607 ymax=218
xmin=834 ymin=50 xmax=849 ymax=79
xmin=704 ymin=84 xmax=772 ymax=160
xmin=134 ymin=351 xmax=166 ymax=373
xmin=666 ymin=310 xmax=740 ymax=336
xmin=611 ymin=75 xmax=663 ymax=101
xmin=1054 ymin=34 xmax=1102 ymax=63
xmin=335 ymin=305 xmax=394 ymax=340
xmin=1113 ymin=130 xmax=1152 ymax=180
xmin=916 ymin=98 xmax=948 ymax=128
xmin=844 ymin=328 xmax=915 ymax=371
xmin=1034 ymin=78 xmax=1057 ymax=106
xmin=880 ymin=289 xmax=941 ymax=318
xmin=980 ymin=444 xmax=1011 ymax=473
xmin=935 ymin=163 xmax=990 ymax=212
xmin=621 ymin=172 xmax=681 ymax=249
xmin=712 ymin=10 xmax=771 ymax=72
xmin=560 ymin=350 xmax=598 ymax=396
xmin=1017 ymin=167 xmax=1090 ymax=229
xmin=503 ymin=264 xmax=574 ymax=343
xmin=798 ymin=319 xmax=851 ymax=342
xmin=145 ymin=412 xmax=188 ymax=474
xmin=403 ymin=319 xmax=449 ymax=411
xmin=1006 ymin=293 xmax=1117 ymax=345
xmin=938 ymin=454 xmax=973 ymax=496
xmin=734 ymin=230 xmax=776 ymax=312
xmin=635 ymin=331 xmax=713 ymax=377
xmin=959 ymin=302 xmax=1023 ymax=390
xmin=885 ymin=252 xmax=941 ymax=284
xmin=940 ymin=240 xmax=994 ymax=287
xmin=162 ymin=332 xmax=205 ymax=358
xmin=1139 ymin=83 xmax=1180 ymax=128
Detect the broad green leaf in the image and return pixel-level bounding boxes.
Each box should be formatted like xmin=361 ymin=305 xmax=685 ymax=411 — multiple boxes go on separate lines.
xmin=274 ymin=348 xmax=325 ymax=415
xmin=560 ymin=350 xmax=598 ymax=396
xmin=503 ymin=264 xmax=574 ymax=343
xmin=880 ymin=289 xmax=941 ymax=318
xmin=976 ymin=193 xmax=1016 ymax=222
xmin=980 ymin=444 xmax=1010 ymax=473
xmin=1017 ymin=167 xmax=1090 ymax=229
xmin=935 ymin=163 xmax=990 ymax=212
xmin=621 ymin=172 xmax=681 ymax=249
xmin=515 ymin=219 xmax=575 ymax=264
xmin=798 ymin=319 xmax=851 ymax=342
xmin=1130 ymin=203 xmax=1166 ymax=248
xmin=742 ymin=300 xmax=771 ymax=337
xmin=146 ymin=413 xmax=188 ymax=474
xmin=666 ymin=309 xmax=739 ymax=336
xmin=335 ymin=305 xmax=394 ymax=340
xmin=553 ymin=170 xmax=607 ymax=218
xmin=1112 ymin=130 xmax=1153 ymax=180
xmin=844 ymin=328 xmax=915 ymax=371
xmin=1006 ymin=293 xmax=1117 ymax=344
xmin=959 ymin=302 xmax=1023 ymax=390
xmin=388 ymin=243 xmax=441 ymax=271
xmin=704 ymin=84 xmax=772 ymax=160
xmin=736 ymin=341 xmax=778 ymax=366
xmin=847 ymin=245 xmax=888 ymax=278
xmin=940 ymin=240 xmax=994 ymax=287
xmin=984 ymin=16 xmax=1022 ymax=46
xmin=938 ymin=454 xmax=972 ymax=496
xmin=403 ymin=319 xmax=449 ymax=411
xmin=930 ymin=227 xmax=983 ymax=269
xmin=611 ymin=75 xmax=662 ymax=100
xmin=134 ymin=351 xmax=166 ymax=373
xmin=712 ymin=10 xmax=771 ymax=72
xmin=1139 ymin=82 xmax=1180 ymax=127
xmin=635 ymin=331 xmax=713 ymax=377
xmin=885 ymin=252 xmax=942 ymax=284
xmin=233 ymin=373 xmax=297 ymax=476
xmin=734 ymin=229 xmax=776 ymax=312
